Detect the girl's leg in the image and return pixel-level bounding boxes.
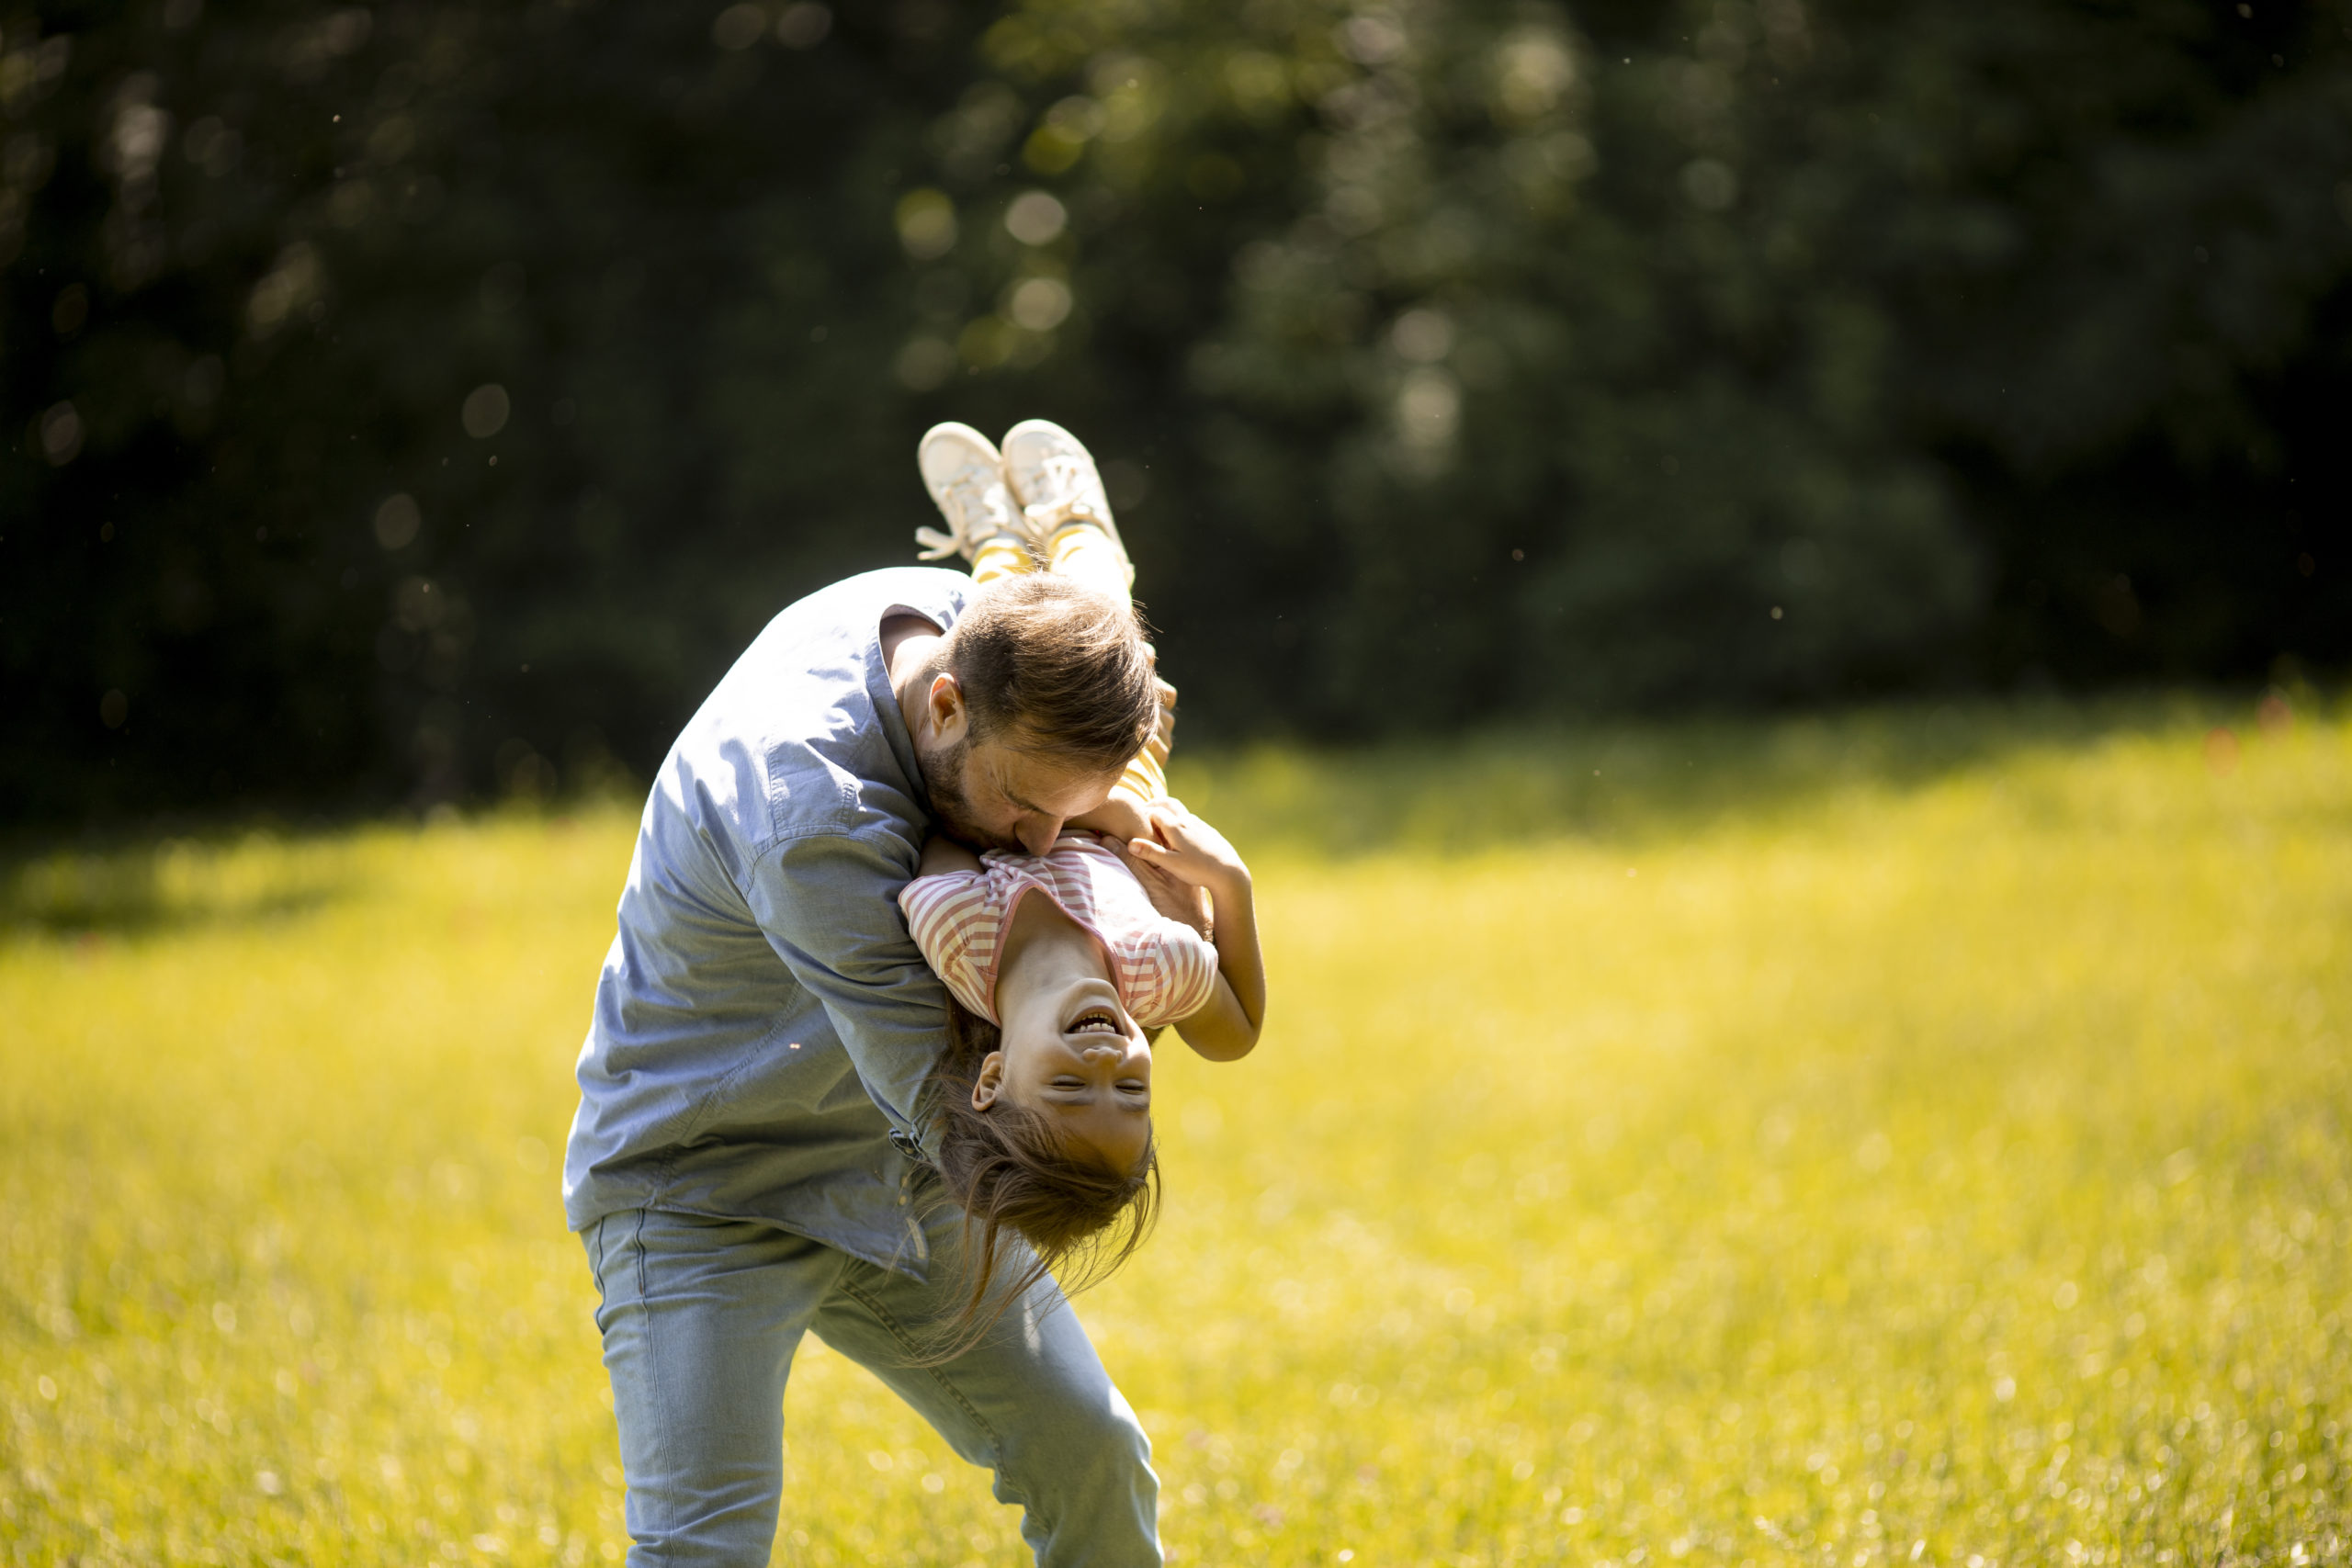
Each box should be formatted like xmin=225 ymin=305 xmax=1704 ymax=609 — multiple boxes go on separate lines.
xmin=1105 ymin=675 xmax=1169 ymax=808
xmin=969 ymin=531 xmax=1035 ymax=588
xmin=1001 ymin=424 xmax=1165 ymax=804
xmin=1040 ymin=517 xmax=1133 ymax=600
xmin=917 ymin=423 xmax=1035 ymax=583
xmin=1043 ymin=514 xmax=1166 ymax=803
xmin=1001 ymin=420 xmax=1135 ymax=599
xmin=1038 ymin=500 xmax=1163 ymax=807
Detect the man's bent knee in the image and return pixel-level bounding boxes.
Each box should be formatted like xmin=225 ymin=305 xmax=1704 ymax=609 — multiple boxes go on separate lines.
xmin=621 ymin=1482 xmax=783 ymax=1568
xmin=984 ymin=1371 xmax=1159 ymax=1565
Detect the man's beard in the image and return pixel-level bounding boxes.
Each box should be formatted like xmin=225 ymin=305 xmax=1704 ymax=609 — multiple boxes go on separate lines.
xmin=917 ymin=734 xmax=1016 ymax=852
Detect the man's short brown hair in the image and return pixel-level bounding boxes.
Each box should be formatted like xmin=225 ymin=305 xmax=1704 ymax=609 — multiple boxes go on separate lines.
xmin=941 ymin=575 xmax=1157 ymax=777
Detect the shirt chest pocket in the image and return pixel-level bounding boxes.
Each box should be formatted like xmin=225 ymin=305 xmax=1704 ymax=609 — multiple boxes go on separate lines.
xmin=676 ymin=1023 xmax=856 ymax=1147
xmin=763 ymin=741 xmax=861 ymax=840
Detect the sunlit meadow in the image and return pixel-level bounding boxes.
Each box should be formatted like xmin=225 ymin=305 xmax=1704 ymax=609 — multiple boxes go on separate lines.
xmin=4 ymin=697 xmax=2347 ymax=1567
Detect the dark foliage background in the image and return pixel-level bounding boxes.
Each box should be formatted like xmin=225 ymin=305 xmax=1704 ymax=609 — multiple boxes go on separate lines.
xmin=6 ymin=0 xmax=2348 ymax=821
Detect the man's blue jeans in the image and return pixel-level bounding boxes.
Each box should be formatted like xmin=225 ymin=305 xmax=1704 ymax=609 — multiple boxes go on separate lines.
xmin=583 ymin=1206 xmax=1160 ymax=1566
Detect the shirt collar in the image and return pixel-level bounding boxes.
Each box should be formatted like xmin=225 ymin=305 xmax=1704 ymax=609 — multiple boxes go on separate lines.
xmin=867 ymin=577 xmax=970 ymax=826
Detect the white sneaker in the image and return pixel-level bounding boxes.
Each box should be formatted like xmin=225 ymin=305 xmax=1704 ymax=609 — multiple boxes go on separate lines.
xmin=1001 ymin=418 xmax=1132 ymax=587
xmin=915 ymin=422 xmax=1024 ymax=563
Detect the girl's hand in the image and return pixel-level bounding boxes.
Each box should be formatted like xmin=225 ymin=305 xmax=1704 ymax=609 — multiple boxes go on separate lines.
xmin=1122 ymin=848 xmax=1212 ymax=937
xmin=1071 ymin=791 xmax=1152 ymax=848
xmin=1125 ymin=799 xmax=1250 ymax=897
xmin=1144 ymin=796 xmax=1265 ymax=1065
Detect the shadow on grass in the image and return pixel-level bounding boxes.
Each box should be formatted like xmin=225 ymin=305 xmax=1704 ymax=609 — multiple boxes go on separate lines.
xmin=0 ymin=691 xmax=2324 ymax=927
xmin=1172 ymin=690 xmax=2312 ymax=858
xmin=0 ymin=831 xmax=349 ymax=939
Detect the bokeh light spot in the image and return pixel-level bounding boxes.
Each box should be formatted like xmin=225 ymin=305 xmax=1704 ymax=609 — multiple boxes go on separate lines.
xmin=51 ymin=283 xmax=88 ymax=336
xmin=1390 ymin=308 xmax=1454 ymax=363
xmin=1008 ymin=276 xmax=1072 ymax=332
xmin=776 ymin=4 xmax=831 ymax=48
xmin=895 ymin=337 xmax=956 ymax=390
xmin=1003 ymin=190 xmax=1068 ymax=245
xmin=461 ymin=384 xmax=511 ymax=439
xmin=39 ymin=400 xmax=83 ymax=465
xmin=896 ymin=189 xmax=957 ymax=261
xmin=1681 ymin=158 xmax=1739 ymax=210
xmin=374 ymin=493 xmax=422 ymax=550
xmin=710 ymin=3 xmax=765 ymax=51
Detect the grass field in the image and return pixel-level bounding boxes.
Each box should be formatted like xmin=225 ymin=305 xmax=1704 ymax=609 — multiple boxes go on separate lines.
xmin=4 ymin=696 xmax=2348 ymax=1567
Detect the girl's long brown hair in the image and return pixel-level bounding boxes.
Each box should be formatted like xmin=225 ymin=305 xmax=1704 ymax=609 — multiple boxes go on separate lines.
xmin=917 ymin=996 xmax=1159 ymax=1359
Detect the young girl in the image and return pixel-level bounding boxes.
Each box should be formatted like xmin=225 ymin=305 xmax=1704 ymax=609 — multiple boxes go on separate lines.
xmin=901 ymin=418 xmax=1268 ymax=1327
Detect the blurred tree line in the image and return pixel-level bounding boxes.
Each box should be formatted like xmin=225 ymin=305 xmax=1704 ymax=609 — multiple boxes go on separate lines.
xmin=6 ymin=0 xmax=2348 ymax=822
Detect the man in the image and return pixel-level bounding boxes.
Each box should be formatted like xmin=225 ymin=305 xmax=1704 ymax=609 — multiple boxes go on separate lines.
xmin=563 ymin=470 xmax=1169 ymax=1565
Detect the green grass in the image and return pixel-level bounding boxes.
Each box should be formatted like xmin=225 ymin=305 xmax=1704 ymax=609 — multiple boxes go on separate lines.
xmin=5 ymin=695 xmax=2348 ymax=1567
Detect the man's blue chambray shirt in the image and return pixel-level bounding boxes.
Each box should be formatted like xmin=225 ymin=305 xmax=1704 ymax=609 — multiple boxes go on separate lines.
xmin=561 ymin=568 xmax=973 ymax=1275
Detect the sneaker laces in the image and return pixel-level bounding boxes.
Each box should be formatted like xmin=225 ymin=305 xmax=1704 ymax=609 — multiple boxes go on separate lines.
xmin=1021 ymin=451 xmax=1109 ymax=533
xmin=916 ymin=463 xmax=1012 ymax=561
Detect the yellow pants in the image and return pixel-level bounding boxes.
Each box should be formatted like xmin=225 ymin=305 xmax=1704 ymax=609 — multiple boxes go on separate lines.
xmin=969 ymin=524 xmax=1167 ymax=806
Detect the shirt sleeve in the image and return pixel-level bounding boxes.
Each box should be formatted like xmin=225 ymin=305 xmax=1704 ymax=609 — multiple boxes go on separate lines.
xmin=899 ymin=869 xmax=1003 ymax=1023
xmin=744 ymin=828 xmax=948 ymax=1139
xmin=1137 ymin=916 xmax=1220 ymax=1028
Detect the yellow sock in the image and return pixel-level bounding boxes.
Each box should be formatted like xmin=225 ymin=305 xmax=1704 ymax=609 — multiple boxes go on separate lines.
xmin=969 ymin=534 xmax=1035 ymax=587
xmin=1045 ymin=522 xmax=1135 ymax=596
xmin=1041 ymin=521 xmax=1155 ymax=804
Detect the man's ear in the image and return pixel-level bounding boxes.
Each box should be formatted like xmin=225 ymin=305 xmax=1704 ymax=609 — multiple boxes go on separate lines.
xmin=970 ymin=1050 xmax=1006 ymax=1111
xmin=927 ymin=671 xmax=968 ymax=748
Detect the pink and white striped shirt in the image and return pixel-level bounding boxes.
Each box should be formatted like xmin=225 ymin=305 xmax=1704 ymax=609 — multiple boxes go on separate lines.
xmin=899 ymin=831 xmax=1218 ymax=1028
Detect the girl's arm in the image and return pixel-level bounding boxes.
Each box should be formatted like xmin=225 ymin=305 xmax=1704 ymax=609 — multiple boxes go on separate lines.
xmin=917 ymin=834 xmax=985 ymax=878
xmin=1125 ymin=802 xmax=1266 ymax=1063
